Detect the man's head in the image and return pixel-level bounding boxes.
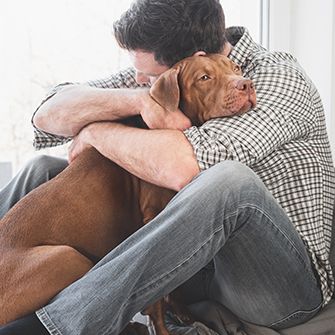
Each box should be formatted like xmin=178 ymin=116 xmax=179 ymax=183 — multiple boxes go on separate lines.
xmin=113 ymin=0 xmax=227 ymax=83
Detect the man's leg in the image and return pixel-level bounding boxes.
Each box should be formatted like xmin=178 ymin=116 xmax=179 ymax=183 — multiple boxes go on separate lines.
xmin=178 ymin=207 xmax=323 ymax=330
xmin=0 ymin=155 xmax=68 ymax=218
xmin=0 ymin=161 xmax=322 ymax=334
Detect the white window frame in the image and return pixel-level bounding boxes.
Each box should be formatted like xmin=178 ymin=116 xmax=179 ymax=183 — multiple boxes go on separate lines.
xmin=259 ymin=0 xmax=270 ymax=49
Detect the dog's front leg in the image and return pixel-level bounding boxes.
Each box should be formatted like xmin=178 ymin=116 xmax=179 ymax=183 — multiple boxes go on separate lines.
xmin=142 ymin=300 xmax=171 ymax=335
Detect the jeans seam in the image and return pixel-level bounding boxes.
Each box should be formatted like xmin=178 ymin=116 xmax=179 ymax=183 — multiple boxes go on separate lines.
xmin=227 ymin=203 xmax=318 ymax=283
xmin=107 ymin=223 xmax=226 ymax=334
xmin=36 ymin=309 xmax=62 ymax=335
xmin=108 ymin=203 xmax=311 ymax=333
xmin=269 ymin=301 xmax=322 ymax=328
xmin=132 ymin=219 xmax=225 ymax=298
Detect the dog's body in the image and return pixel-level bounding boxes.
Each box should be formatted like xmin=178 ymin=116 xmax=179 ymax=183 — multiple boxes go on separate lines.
xmin=0 ymin=54 xmax=256 ymax=333
xmin=0 ymin=147 xmax=176 ymax=329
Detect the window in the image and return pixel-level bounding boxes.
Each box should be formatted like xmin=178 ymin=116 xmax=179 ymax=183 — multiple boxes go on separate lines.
xmin=0 ymin=0 xmax=261 ymax=186
xmin=267 ymin=0 xmax=335 ymax=158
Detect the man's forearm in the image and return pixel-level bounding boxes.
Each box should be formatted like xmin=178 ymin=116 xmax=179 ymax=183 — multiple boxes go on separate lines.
xmin=33 ymin=85 xmax=149 ymax=137
xmin=81 ymin=122 xmax=200 ymax=191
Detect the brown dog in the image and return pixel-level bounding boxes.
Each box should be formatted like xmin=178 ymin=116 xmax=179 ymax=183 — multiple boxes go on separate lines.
xmin=0 ymin=54 xmax=256 ymax=333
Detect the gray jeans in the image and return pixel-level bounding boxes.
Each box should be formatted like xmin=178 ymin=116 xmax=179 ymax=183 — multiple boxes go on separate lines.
xmin=0 ymin=155 xmax=322 ymax=334
xmin=0 ymin=155 xmax=68 ymax=219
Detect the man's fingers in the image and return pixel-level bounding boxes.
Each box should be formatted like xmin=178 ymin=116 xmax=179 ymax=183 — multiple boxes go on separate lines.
xmin=67 ymin=139 xmax=77 ymax=164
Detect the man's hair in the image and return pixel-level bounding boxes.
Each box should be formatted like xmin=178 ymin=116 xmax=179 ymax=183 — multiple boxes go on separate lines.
xmin=113 ymin=0 xmax=227 ymax=67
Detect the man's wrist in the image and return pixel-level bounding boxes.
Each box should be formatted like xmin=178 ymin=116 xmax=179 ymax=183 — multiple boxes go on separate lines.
xmin=82 ymin=122 xmax=123 ymax=147
xmin=136 ymin=89 xmax=152 ymax=115
xmin=81 ymin=123 xmax=99 ymax=146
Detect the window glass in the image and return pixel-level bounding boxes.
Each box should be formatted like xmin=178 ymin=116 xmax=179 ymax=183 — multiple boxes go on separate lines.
xmin=0 ymin=0 xmax=261 ymax=177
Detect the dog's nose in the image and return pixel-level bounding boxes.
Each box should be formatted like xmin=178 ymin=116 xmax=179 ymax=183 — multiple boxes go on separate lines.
xmin=236 ymin=79 xmax=254 ymax=92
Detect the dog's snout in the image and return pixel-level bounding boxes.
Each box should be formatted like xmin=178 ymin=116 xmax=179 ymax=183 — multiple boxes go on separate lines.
xmin=236 ymin=79 xmax=254 ymax=92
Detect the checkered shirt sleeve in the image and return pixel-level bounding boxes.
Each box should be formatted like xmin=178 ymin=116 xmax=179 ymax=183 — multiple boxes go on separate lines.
xmin=32 ymin=67 xmax=140 ymax=150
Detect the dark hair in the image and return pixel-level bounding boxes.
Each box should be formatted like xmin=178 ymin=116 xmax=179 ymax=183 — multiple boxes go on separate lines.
xmin=113 ymin=0 xmax=227 ymax=67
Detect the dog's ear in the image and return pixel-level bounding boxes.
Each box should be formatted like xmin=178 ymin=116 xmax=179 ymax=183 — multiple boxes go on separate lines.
xmin=150 ymin=67 xmax=180 ymax=112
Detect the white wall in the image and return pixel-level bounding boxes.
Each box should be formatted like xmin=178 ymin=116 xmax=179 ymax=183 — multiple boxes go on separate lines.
xmin=268 ymin=0 xmax=335 ymax=159
xmin=0 ymin=0 xmax=261 ymax=174
xmin=331 ymin=2 xmax=335 ymax=160
xmin=222 ymin=0 xmax=261 ymax=42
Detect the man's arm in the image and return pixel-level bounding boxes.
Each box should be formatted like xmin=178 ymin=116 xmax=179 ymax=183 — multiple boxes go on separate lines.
xmin=33 ymin=85 xmax=148 ymax=137
xmin=71 ymin=122 xmax=200 ymax=191
xmin=33 ymin=84 xmax=191 ymax=137
xmin=31 ymin=67 xmax=145 ymax=149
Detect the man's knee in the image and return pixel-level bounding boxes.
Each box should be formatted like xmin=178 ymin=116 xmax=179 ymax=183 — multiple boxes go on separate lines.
xmin=0 ymin=155 xmax=68 ymax=217
xmin=24 ymin=155 xmax=68 ymax=181
xmin=197 ymin=161 xmax=263 ymax=193
xmin=183 ymin=161 xmax=266 ymax=211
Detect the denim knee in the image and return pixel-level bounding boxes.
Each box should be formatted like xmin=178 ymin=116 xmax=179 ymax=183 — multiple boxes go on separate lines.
xmin=0 ymin=155 xmax=68 ymax=217
xmin=196 ymin=161 xmax=265 ymax=199
xmin=24 ymin=155 xmax=68 ymax=181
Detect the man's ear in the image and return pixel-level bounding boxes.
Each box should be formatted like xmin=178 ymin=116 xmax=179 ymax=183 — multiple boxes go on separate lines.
xmin=149 ymin=67 xmax=180 ymax=112
xmin=193 ymin=50 xmax=206 ymax=57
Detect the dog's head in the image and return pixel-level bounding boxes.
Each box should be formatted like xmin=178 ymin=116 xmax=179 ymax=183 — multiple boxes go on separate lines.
xmin=150 ymin=54 xmax=256 ymax=126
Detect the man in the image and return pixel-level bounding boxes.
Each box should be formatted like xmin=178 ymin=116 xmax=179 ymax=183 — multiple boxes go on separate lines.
xmin=0 ymin=0 xmax=334 ymax=334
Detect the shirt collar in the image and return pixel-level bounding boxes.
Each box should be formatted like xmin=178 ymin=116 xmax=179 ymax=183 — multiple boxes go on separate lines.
xmin=226 ymin=26 xmax=263 ymax=68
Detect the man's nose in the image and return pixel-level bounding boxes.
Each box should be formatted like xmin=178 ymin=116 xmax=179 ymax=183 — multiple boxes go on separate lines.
xmin=135 ymin=72 xmax=150 ymax=85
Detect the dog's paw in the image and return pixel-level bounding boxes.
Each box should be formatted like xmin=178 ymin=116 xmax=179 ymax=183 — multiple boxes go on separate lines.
xmin=166 ymin=304 xmax=195 ymax=325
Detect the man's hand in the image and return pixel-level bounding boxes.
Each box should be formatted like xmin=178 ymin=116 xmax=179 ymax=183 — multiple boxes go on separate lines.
xmin=68 ymin=127 xmax=92 ymax=164
xmin=139 ymin=93 xmax=191 ymax=130
xmin=69 ymin=121 xmax=199 ymax=191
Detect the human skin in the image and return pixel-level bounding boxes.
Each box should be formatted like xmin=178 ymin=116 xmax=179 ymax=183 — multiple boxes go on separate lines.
xmin=33 ymin=45 xmax=232 ymax=191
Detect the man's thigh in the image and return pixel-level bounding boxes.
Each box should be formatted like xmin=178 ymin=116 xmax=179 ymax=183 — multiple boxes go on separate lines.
xmin=209 ymin=210 xmax=322 ymax=329
xmin=0 ymin=155 xmax=68 ymax=218
xmin=178 ymin=199 xmax=323 ymax=330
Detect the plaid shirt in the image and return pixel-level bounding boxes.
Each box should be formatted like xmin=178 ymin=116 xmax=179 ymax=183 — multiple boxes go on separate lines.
xmin=32 ymin=27 xmax=335 ymax=305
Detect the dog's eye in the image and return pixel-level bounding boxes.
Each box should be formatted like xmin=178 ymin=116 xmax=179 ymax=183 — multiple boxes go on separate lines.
xmin=233 ymin=65 xmax=241 ymax=73
xmin=199 ymin=75 xmax=210 ymax=81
